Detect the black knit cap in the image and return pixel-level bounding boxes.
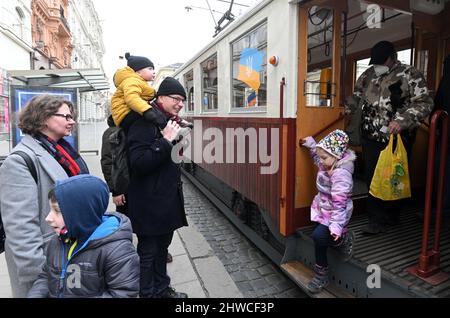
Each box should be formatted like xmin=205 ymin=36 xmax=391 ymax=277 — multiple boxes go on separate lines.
xmin=156 ymin=77 xmax=187 ymax=100
xmin=369 ymin=41 xmax=396 ymax=65
xmin=125 ymin=52 xmax=154 ymax=71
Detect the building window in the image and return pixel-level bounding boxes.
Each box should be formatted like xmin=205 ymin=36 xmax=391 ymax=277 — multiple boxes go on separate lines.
xmin=184 ymin=70 xmax=194 ymax=113
xmin=15 ymin=6 xmax=25 ymax=37
xmin=201 ymin=54 xmax=218 ymax=112
xmin=231 ymin=22 xmax=267 ymax=109
xmin=15 ymin=6 xmax=25 ymax=19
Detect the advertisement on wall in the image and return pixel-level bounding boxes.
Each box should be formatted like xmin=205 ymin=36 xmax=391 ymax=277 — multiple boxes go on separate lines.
xmin=10 ymin=86 xmax=78 ymax=150
xmin=0 ymin=68 xmax=10 ymax=136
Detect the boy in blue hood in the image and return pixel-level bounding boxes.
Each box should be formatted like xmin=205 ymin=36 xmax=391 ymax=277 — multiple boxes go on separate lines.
xmin=28 ymin=175 xmax=140 ymax=298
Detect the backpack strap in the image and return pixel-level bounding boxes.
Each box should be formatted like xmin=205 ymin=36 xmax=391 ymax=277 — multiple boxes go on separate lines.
xmin=11 ymin=151 xmax=38 ymax=184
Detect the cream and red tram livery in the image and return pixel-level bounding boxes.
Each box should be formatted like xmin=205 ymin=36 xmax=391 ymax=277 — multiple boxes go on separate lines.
xmin=173 ymin=0 xmax=450 ymax=297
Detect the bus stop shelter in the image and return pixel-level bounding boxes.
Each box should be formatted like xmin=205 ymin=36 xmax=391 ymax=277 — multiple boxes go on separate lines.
xmin=6 ymin=68 xmax=110 ymax=153
xmin=8 ymin=68 xmax=110 ymax=92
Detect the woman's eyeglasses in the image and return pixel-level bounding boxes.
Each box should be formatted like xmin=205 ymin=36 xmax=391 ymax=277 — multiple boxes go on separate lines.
xmin=53 ymin=113 xmax=74 ymax=121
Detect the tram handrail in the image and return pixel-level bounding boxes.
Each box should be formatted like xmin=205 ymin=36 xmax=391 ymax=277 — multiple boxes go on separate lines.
xmin=298 ymin=113 xmax=345 ymax=147
xmin=280 ymin=77 xmax=286 ymax=120
xmin=408 ymin=110 xmax=449 ymax=283
xmin=312 ymin=113 xmax=345 ymax=139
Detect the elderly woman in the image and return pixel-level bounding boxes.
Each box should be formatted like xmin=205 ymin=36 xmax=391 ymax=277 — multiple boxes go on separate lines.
xmin=0 ymin=95 xmax=88 ymax=297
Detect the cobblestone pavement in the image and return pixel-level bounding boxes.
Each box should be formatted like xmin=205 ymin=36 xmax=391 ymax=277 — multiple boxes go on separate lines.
xmin=182 ymin=176 xmax=307 ymax=298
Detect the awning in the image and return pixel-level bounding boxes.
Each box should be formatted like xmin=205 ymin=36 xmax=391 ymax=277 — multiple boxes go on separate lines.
xmin=9 ymin=68 xmax=110 ymax=93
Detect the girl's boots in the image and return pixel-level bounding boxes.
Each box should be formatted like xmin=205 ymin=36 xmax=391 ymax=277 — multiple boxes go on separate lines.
xmin=306 ymin=264 xmax=329 ymax=293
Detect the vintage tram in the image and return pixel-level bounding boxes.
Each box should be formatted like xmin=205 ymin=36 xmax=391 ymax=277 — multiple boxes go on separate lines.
xmin=173 ymin=0 xmax=450 ymax=297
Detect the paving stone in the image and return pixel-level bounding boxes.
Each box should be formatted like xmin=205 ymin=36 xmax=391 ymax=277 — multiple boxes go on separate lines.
xmin=236 ymin=281 xmax=253 ymax=294
xmin=249 ymin=278 xmax=268 ymax=290
xmin=257 ymin=264 xmax=276 ymax=276
xmin=230 ymin=271 xmax=248 ymax=282
xmin=275 ymin=280 xmax=292 ymax=293
xmin=255 ymin=289 xmax=268 ymax=297
xmin=266 ymin=274 xmax=283 ymax=285
xmin=182 ymin=177 xmax=305 ymax=298
xmin=245 ymin=291 xmax=258 ymax=298
xmin=222 ymin=245 xmax=237 ymax=253
xmin=244 ymin=269 xmax=260 ymax=280
xmin=263 ymin=286 xmax=278 ymax=295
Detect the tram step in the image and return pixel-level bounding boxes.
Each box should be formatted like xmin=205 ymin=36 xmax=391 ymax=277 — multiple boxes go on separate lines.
xmin=280 ymin=261 xmax=354 ymax=298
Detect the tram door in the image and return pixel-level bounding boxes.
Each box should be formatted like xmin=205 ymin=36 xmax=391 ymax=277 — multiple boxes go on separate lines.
xmin=295 ymin=2 xmax=346 ymax=222
xmin=293 ymin=0 xmax=443 ymax=228
xmin=408 ymin=5 xmax=449 ymax=189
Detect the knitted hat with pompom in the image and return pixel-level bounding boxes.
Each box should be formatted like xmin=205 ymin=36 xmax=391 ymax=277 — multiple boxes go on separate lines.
xmin=125 ymin=52 xmax=154 ymax=72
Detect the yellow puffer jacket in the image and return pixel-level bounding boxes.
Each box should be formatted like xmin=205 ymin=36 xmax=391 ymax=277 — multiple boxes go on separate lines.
xmin=111 ymin=66 xmax=155 ymax=126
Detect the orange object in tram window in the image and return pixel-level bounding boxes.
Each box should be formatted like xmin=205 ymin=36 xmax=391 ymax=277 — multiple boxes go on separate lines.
xmin=319 ymin=68 xmax=332 ymax=100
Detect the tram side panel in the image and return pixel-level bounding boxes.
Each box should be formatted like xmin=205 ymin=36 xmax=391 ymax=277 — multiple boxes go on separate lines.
xmin=183 ymin=116 xmax=300 ymax=239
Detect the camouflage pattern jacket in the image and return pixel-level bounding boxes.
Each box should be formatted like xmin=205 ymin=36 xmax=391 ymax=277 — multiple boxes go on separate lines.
xmin=345 ymin=61 xmax=433 ymax=143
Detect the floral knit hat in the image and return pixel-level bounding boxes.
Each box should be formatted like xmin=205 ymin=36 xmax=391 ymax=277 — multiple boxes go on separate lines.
xmin=316 ymin=129 xmax=349 ymax=159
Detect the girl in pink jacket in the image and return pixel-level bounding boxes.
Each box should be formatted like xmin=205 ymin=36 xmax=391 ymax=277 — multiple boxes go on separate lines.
xmin=301 ymin=129 xmax=356 ymax=294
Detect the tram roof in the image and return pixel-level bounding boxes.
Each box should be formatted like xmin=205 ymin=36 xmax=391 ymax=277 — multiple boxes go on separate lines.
xmin=8 ymin=68 xmax=110 ymax=93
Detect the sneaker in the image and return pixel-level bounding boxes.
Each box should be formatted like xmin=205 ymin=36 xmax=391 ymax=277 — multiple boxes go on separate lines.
xmin=160 ymin=287 xmax=188 ymax=298
xmin=338 ymin=230 xmax=355 ymax=261
xmin=167 ymin=252 xmax=173 ymax=263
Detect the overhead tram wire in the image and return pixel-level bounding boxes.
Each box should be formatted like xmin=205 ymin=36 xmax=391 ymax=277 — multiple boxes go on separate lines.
xmin=216 ymin=0 xmax=249 ymax=7
xmin=205 ymin=0 xmax=219 ymax=29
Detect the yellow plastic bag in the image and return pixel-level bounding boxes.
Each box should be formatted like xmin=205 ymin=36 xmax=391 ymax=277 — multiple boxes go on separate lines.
xmin=369 ymin=134 xmax=411 ymax=201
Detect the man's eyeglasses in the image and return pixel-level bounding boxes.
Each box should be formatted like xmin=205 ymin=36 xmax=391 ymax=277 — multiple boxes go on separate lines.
xmin=167 ymin=95 xmax=185 ymax=104
xmin=53 ymin=113 xmax=74 ymax=121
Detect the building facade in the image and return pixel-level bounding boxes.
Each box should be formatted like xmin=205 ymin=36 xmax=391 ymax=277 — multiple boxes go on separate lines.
xmin=68 ymin=0 xmax=108 ymax=122
xmin=31 ymin=0 xmax=72 ymax=69
xmin=153 ymin=63 xmax=183 ymax=89
xmin=0 ymin=0 xmax=33 ymax=155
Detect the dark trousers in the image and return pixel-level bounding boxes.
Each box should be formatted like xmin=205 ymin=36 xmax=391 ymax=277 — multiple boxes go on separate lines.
xmin=137 ymin=232 xmax=173 ymax=298
xmin=361 ymin=135 xmax=414 ymax=226
xmin=120 ymin=111 xmax=142 ymax=134
xmin=312 ymin=224 xmax=342 ymax=267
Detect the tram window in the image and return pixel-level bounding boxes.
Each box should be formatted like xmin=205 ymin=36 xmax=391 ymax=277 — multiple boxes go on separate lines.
xmin=201 ymin=55 xmax=218 ymax=112
xmin=355 ymin=57 xmax=370 ymax=80
xmin=305 ymin=7 xmax=335 ymax=107
xmin=231 ymin=22 xmax=267 ymax=109
xmin=184 ymin=70 xmax=194 ymax=113
xmin=355 ymin=49 xmax=411 ymax=82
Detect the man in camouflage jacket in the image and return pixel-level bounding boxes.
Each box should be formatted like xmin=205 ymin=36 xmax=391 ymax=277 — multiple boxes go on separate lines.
xmin=345 ymin=41 xmax=433 ymax=234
